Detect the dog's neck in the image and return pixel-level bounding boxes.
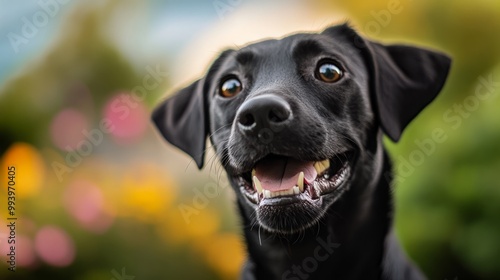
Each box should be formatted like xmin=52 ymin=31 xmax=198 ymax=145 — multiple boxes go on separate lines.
xmin=237 ymin=143 xmax=405 ymax=280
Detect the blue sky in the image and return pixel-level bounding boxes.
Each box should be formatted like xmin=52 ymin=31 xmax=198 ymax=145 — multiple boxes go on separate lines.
xmin=0 ymin=1 xmax=75 ymax=85
xmin=0 ymin=0 xmax=223 ymax=87
xmin=0 ymin=0 xmax=303 ymax=89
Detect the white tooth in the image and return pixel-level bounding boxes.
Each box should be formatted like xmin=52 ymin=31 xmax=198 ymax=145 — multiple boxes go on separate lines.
xmin=298 ymin=172 xmax=304 ymax=192
xmin=264 ymin=190 xmax=271 ymax=198
xmin=293 ymin=186 xmax=299 ymax=195
xmin=252 ymin=176 xmax=263 ymax=194
xmin=252 ymin=169 xmax=256 ymax=177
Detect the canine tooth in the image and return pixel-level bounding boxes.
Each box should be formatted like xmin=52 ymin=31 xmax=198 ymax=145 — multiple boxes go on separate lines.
xmin=293 ymin=186 xmax=299 ymax=195
xmin=298 ymin=172 xmax=304 ymax=192
xmin=252 ymin=176 xmax=263 ymax=194
xmin=264 ymin=190 xmax=271 ymax=198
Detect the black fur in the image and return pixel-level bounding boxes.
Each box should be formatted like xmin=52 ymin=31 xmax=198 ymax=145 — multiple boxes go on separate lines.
xmin=152 ymin=24 xmax=451 ymax=279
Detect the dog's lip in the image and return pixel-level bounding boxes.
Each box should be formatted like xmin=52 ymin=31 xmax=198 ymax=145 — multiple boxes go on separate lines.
xmin=237 ymin=151 xmax=354 ymax=205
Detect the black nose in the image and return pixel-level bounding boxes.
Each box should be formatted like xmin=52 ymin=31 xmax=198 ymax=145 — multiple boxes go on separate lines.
xmin=236 ymin=94 xmax=292 ymax=135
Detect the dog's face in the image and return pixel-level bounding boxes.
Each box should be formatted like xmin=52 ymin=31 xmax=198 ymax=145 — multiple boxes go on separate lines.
xmin=153 ymin=24 xmax=451 ymax=234
xmin=207 ymin=32 xmax=373 ymax=233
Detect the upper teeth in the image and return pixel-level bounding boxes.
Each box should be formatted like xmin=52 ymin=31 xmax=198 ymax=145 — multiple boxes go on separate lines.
xmin=297 ymin=171 xmax=304 ymax=192
xmin=314 ymin=159 xmax=330 ymax=174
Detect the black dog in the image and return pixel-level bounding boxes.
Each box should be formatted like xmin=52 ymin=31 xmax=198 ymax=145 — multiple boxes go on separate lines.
xmin=152 ymin=24 xmax=451 ymax=279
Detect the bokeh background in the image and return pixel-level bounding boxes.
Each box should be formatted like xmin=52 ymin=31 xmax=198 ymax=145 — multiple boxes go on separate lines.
xmin=0 ymin=0 xmax=499 ymax=279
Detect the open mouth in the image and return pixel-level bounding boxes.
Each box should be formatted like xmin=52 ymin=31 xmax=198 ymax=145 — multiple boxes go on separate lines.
xmin=237 ymin=152 xmax=354 ymax=205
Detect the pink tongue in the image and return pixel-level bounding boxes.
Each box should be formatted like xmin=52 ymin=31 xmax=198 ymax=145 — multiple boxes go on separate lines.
xmin=254 ymin=157 xmax=317 ymax=192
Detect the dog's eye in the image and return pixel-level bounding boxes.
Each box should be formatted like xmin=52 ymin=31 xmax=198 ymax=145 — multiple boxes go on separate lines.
xmin=316 ymin=63 xmax=343 ymax=83
xmin=220 ymin=78 xmax=242 ymax=98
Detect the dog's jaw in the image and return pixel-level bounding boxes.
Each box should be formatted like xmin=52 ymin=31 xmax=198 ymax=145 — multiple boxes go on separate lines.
xmin=242 ymin=155 xmax=352 ymax=203
xmin=237 ymin=148 xmax=421 ymax=280
xmin=226 ymin=151 xmax=357 ymax=234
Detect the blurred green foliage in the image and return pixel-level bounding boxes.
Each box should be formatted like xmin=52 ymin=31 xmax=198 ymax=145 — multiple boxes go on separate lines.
xmin=0 ymin=3 xmax=142 ymax=153
xmin=335 ymin=1 xmax=500 ymax=279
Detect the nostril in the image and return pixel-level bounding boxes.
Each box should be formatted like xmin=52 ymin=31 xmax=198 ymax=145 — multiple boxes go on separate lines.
xmin=268 ymin=108 xmax=290 ymax=123
xmin=239 ymin=113 xmax=255 ymax=127
xmin=236 ymin=94 xmax=292 ymax=133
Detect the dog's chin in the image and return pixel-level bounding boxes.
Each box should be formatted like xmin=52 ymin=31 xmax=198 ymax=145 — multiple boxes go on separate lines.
xmin=232 ymin=151 xmax=355 ymax=234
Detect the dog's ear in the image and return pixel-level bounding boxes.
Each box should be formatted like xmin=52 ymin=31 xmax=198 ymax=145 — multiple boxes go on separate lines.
xmin=152 ymin=50 xmax=234 ymax=169
xmin=323 ymin=24 xmax=452 ymax=142
xmin=363 ymin=42 xmax=452 ymax=142
xmin=152 ymin=79 xmax=208 ymax=169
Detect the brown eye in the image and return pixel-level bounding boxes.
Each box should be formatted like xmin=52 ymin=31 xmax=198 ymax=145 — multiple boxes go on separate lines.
xmin=316 ymin=63 xmax=343 ymax=83
xmin=220 ymin=78 xmax=242 ymax=98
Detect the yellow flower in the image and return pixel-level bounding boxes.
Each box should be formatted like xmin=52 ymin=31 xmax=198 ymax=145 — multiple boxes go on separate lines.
xmin=158 ymin=206 xmax=220 ymax=245
xmin=200 ymin=233 xmax=245 ymax=279
xmin=115 ymin=162 xmax=177 ymax=223
xmin=1 ymin=142 xmax=45 ymax=199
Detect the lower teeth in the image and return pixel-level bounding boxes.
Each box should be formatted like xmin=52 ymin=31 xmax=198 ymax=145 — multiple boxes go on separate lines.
xmin=262 ymin=186 xmax=301 ymax=198
xmin=245 ymin=165 xmax=349 ymax=202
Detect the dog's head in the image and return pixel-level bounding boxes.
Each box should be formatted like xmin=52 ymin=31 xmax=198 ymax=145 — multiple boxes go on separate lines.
xmin=153 ymin=24 xmax=451 ymax=234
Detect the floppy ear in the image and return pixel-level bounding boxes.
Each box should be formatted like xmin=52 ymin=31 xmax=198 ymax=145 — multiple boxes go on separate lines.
xmin=323 ymin=24 xmax=452 ymax=141
xmin=363 ymin=42 xmax=452 ymax=141
xmin=152 ymin=79 xmax=207 ymax=169
xmin=152 ymin=49 xmax=234 ymax=169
